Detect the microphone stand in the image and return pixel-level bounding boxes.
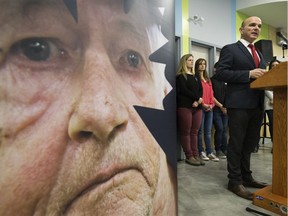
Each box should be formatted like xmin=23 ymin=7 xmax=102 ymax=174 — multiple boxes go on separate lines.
xmin=282 ymin=44 xmax=287 ymax=58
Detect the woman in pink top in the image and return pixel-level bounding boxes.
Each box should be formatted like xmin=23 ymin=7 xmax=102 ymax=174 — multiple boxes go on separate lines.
xmin=195 ymin=58 xmax=219 ymax=162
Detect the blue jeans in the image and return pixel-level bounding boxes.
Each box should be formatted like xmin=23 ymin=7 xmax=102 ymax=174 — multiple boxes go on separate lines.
xmin=198 ymin=110 xmax=213 ymax=155
xmin=213 ymin=110 xmax=228 ymax=153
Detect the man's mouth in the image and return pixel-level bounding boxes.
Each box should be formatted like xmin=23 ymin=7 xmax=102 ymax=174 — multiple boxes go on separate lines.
xmin=251 ymin=32 xmax=258 ymax=36
xmin=63 ymin=167 xmax=150 ymax=214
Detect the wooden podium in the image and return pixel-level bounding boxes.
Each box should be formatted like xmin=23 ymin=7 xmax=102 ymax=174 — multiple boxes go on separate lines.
xmin=251 ymin=61 xmax=287 ymax=215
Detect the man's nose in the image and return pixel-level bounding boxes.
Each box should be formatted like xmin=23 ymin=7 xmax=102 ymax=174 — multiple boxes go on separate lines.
xmin=68 ymin=58 xmax=129 ymax=144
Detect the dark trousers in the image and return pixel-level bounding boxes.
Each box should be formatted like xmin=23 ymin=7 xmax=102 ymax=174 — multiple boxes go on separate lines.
xmin=227 ymin=108 xmax=263 ymax=185
xmin=266 ymin=110 xmax=273 ymax=142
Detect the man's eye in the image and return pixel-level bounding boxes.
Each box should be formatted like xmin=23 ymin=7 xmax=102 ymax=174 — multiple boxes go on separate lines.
xmin=11 ymin=38 xmax=57 ymax=62
xmin=117 ymin=50 xmax=148 ymax=77
xmin=18 ymin=38 xmax=50 ymax=61
xmin=127 ymin=51 xmax=140 ymax=68
xmin=119 ymin=50 xmax=145 ymax=72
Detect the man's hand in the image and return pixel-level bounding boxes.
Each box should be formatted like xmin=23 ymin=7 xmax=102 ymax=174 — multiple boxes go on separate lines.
xmin=249 ymin=68 xmax=266 ymax=79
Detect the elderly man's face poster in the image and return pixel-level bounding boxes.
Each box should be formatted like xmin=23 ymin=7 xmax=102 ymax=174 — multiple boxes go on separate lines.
xmin=0 ymin=1 xmax=177 ymax=215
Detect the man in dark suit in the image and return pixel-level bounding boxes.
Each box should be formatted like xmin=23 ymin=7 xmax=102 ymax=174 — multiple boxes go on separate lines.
xmin=215 ymin=16 xmax=268 ymax=200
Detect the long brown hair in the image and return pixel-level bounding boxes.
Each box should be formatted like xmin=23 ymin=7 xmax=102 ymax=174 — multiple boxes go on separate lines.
xmin=195 ymin=58 xmax=211 ymax=83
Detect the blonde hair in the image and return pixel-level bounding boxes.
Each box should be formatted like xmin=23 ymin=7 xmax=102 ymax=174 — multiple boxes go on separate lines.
xmin=176 ymin=54 xmax=194 ymax=79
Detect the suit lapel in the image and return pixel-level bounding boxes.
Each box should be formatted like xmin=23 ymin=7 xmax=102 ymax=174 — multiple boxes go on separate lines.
xmin=236 ymin=41 xmax=255 ymax=67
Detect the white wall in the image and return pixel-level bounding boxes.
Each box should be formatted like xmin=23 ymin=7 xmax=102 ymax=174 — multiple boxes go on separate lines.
xmin=236 ymin=0 xmax=284 ymax=10
xmin=189 ymin=0 xmax=235 ymax=47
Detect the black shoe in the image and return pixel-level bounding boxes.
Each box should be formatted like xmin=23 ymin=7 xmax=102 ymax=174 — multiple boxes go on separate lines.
xmin=252 ymin=145 xmax=259 ymax=153
xmin=228 ymin=183 xmax=253 ymax=200
xmin=243 ymin=179 xmax=269 ymax=188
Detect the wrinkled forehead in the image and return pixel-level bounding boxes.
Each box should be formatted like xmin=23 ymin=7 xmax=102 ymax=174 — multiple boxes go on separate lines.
xmin=0 ymin=0 xmax=159 ymax=23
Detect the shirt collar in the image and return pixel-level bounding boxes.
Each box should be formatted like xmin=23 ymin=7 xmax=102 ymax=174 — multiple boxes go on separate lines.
xmin=239 ymin=39 xmax=251 ymax=47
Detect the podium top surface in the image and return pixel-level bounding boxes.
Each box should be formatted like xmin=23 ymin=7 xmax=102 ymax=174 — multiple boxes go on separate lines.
xmin=251 ymin=61 xmax=287 ymax=90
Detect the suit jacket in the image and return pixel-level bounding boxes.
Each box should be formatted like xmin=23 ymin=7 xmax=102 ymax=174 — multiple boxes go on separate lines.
xmin=214 ymin=41 xmax=265 ymax=109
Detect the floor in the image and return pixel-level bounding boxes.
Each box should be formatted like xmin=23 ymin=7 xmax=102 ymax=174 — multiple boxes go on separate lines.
xmin=177 ymin=141 xmax=279 ymax=216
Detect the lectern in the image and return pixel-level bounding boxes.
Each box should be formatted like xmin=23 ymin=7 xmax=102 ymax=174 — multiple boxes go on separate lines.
xmin=250 ymin=61 xmax=287 ymax=216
